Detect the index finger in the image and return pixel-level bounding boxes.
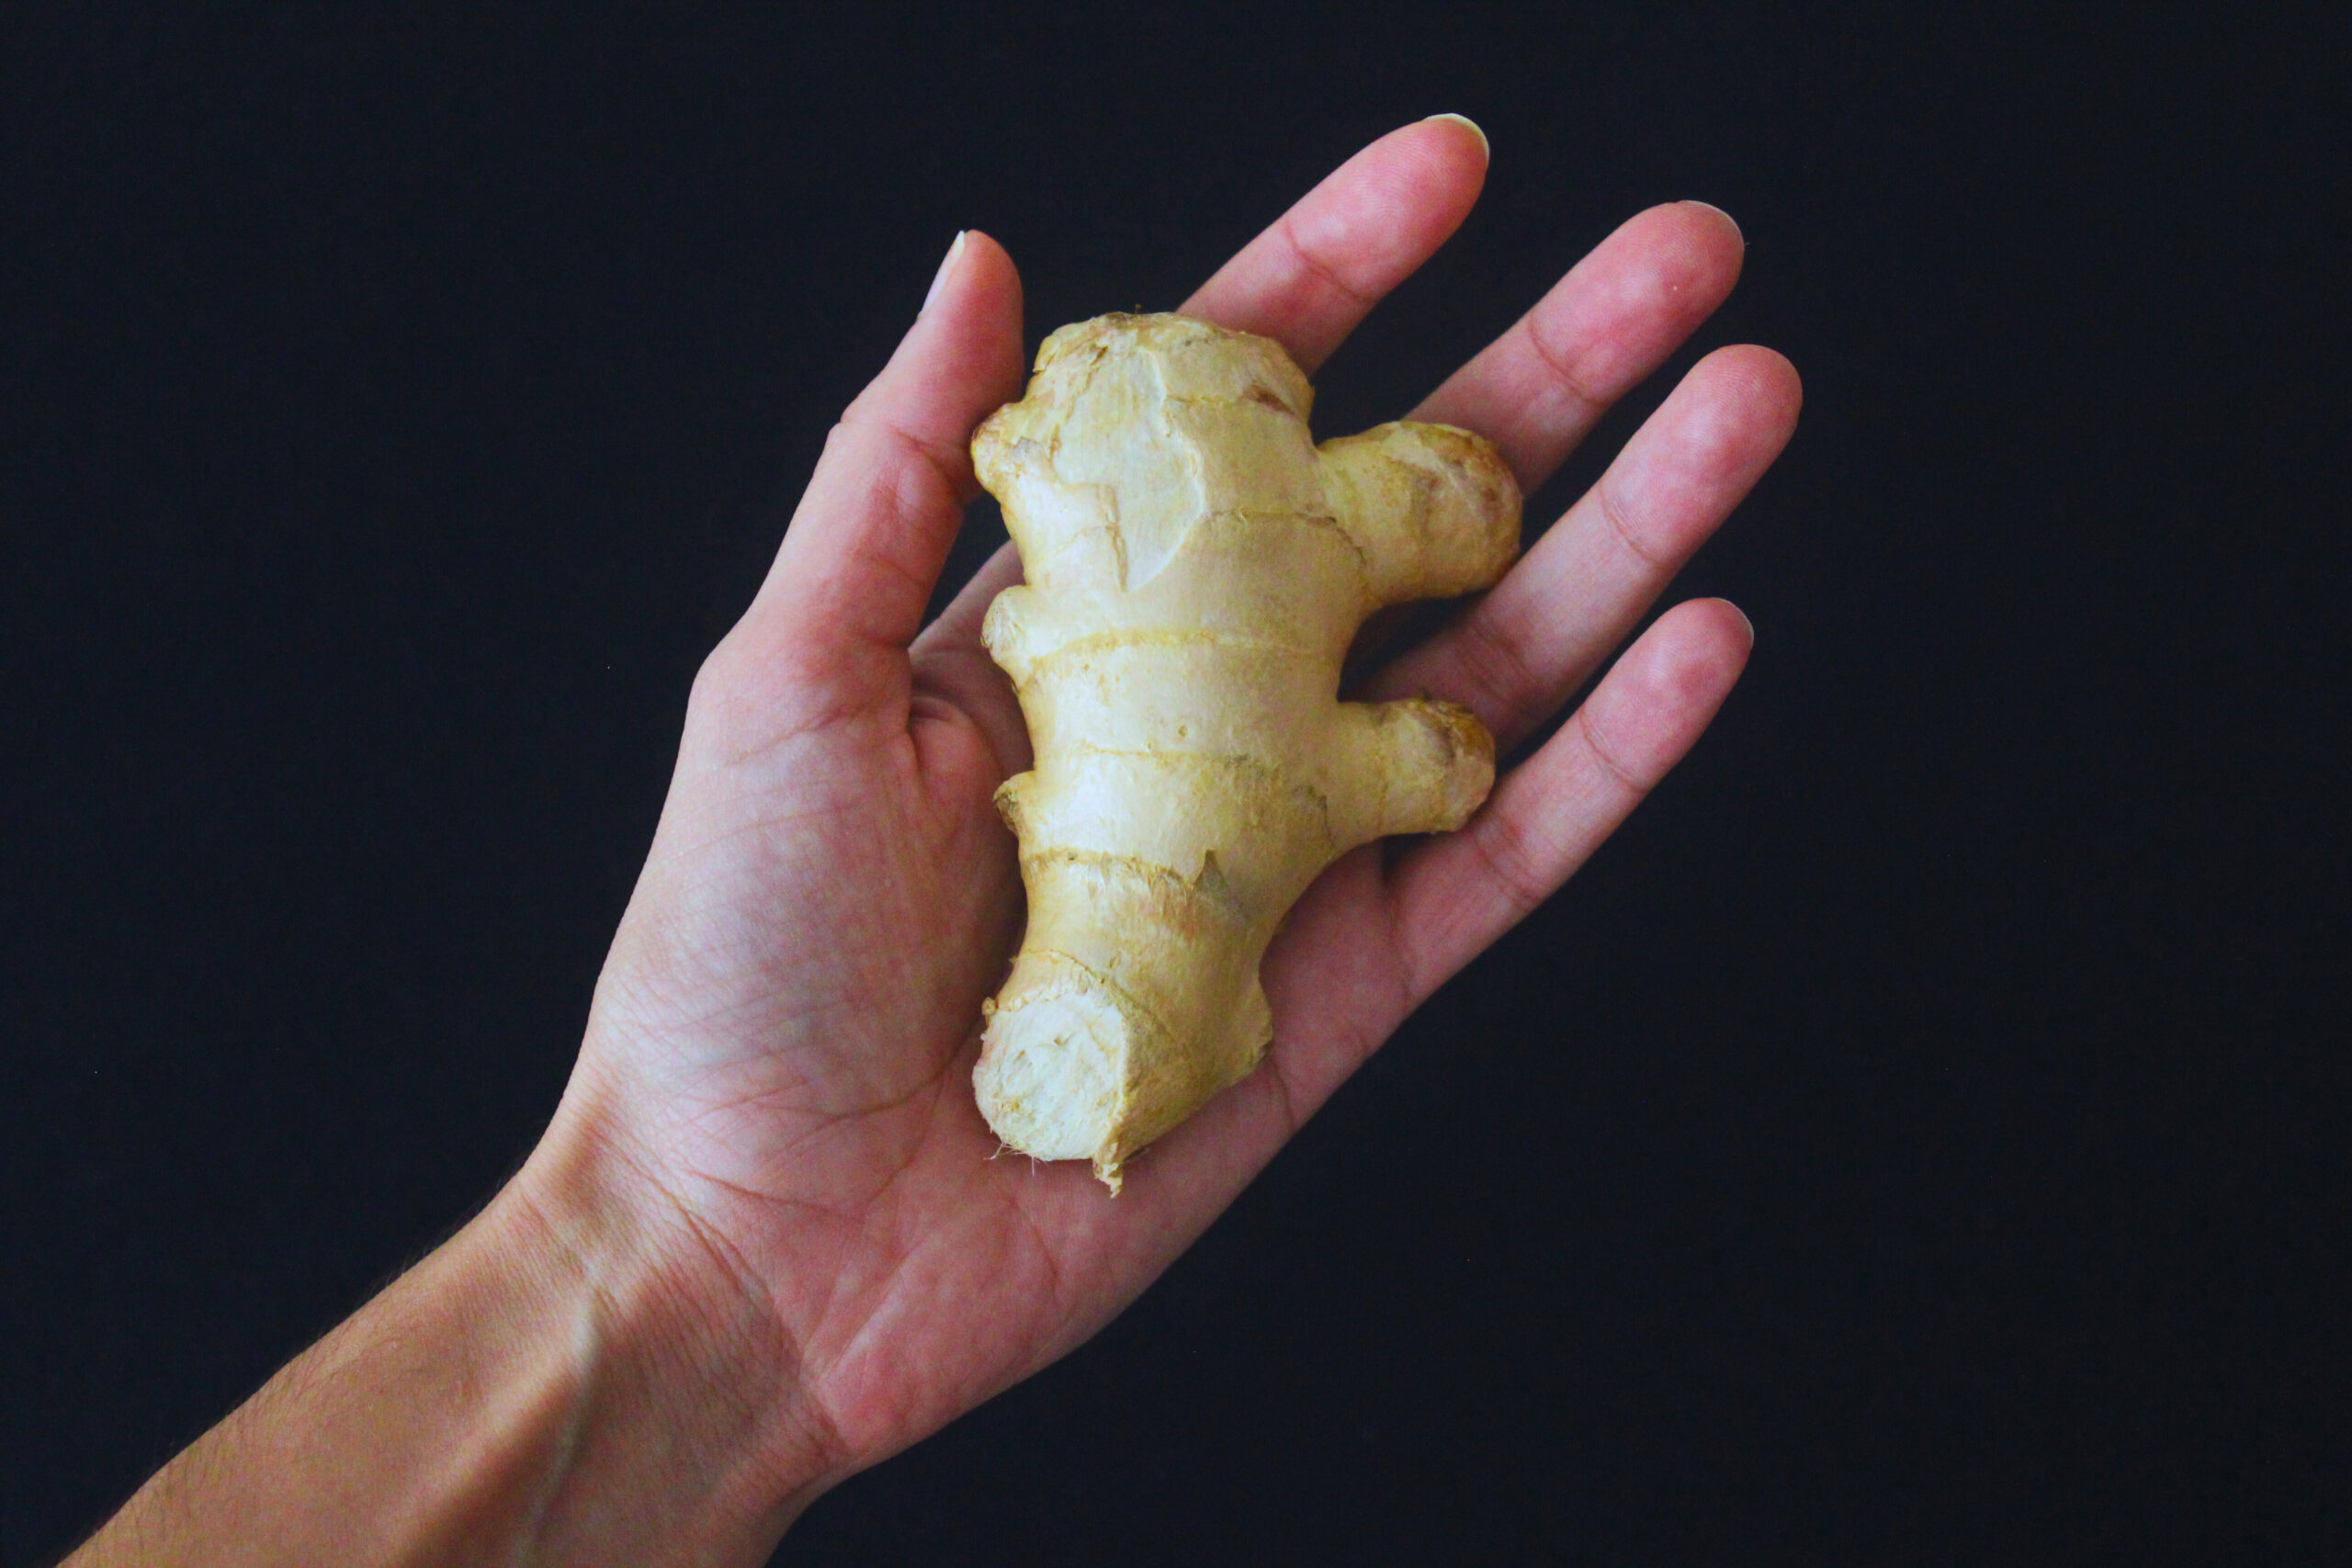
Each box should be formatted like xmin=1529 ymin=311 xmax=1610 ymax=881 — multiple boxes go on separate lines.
xmin=1179 ymin=114 xmax=1489 ymax=371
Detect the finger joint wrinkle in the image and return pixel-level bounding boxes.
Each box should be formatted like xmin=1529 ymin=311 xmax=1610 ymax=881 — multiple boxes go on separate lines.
xmin=1520 ymin=311 xmax=1612 ymax=416
xmin=836 ymin=412 xmax=981 ymax=503
xmin=1591 ymin=477 xmax=1670 ymax=573
xmin=1575 ymin=705 xmax=1652 ymax=798
xmin=1466 ymin=802 xmax=1559 ymax=920
xmin=1278 ymin=213 xmax=1378 ymax=310
xmin=1453 ymin=604 xmax=1544 ymax=728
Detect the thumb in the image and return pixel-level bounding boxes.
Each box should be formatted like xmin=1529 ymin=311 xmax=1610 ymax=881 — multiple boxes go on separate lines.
xmin=736 ymin=231 xmax=1025 ymax=690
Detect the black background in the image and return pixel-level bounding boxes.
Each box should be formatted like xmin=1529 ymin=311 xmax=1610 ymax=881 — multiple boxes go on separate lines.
xmin=4 ymin=5 xmax=2346 ymax=1563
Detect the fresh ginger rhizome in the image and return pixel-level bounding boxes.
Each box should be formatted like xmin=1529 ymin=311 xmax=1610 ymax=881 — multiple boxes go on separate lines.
xmin=973 ymin=313 xmax=1521 ymax=1187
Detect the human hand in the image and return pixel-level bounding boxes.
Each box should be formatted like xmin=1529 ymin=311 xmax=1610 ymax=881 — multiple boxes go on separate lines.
xmin=526 ymin=114 xmax=1801 ymax=1536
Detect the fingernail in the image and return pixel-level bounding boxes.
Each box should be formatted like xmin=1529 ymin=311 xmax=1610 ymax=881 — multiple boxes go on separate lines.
xmin=922 ymin=231 xmax=967 ymax=313
xmin=1728 ymin=602 xmax=1756 ymax=645
xmin=1680 ymin=199 xmax=1744 ymax=245
xmin=1424 ymin=112 xmax=1488 ymax=159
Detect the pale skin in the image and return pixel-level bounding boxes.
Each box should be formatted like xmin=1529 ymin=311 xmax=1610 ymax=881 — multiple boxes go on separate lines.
xmin=70 ymin=118 xmax=1800 ymax=1565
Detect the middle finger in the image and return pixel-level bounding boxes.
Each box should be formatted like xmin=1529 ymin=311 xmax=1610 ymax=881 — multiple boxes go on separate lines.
xmin=1416 ymin=198 xmax=1747 ymax=494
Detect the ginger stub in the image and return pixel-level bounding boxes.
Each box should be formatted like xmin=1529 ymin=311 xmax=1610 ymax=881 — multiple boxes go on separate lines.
xmin=973 ymin=312 xmax=1521 ymax=1188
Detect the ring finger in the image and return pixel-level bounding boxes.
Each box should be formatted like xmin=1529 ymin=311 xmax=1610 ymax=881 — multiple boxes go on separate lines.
xmin=1363 ymin=343 xmax=1802 ymax=752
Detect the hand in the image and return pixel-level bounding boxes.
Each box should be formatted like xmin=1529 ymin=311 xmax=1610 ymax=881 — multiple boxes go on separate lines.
xmin=543 ymin=113 xmax=1801 ymax=1517
xmin=74 ymin=116 xmax=1799 ymax=1566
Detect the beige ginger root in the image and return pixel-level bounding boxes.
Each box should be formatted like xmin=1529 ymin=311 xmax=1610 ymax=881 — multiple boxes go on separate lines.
xmin=972 ymin=312 xmax=1521 ymax=1188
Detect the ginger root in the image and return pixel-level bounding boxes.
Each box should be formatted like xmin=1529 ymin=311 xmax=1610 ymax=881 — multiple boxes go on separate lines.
xmin=972 ymin=313 xmax=1521 ymax=1187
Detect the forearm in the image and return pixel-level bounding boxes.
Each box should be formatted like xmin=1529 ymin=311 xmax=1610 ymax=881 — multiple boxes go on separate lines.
xmin=70 ymin=1110 xmax=835 ymax=1568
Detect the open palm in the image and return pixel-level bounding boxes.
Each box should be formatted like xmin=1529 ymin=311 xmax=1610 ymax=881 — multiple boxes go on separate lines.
xmin=551 ymin=118 xmax=1800 ymax=1492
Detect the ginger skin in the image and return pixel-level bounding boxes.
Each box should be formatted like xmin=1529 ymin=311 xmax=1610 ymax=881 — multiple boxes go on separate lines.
xmin=973 ymin=313 xmax=1521 ymax=1187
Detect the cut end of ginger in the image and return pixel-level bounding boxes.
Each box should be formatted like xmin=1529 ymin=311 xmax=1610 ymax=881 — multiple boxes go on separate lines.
xmin=975 ymin=987 xmax=1134 ymax=1169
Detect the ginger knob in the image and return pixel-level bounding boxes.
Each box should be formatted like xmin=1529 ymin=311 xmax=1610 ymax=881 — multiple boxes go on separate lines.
xmin=972 ymin=312 xmax=1521 ymax=1188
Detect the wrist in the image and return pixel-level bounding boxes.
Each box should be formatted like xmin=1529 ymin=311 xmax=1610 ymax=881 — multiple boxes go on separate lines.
xmin=490 ymin=1089 xmax=845 ymax=1560
xmin=71 ymin=1091 xmax=838 ymax=1568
